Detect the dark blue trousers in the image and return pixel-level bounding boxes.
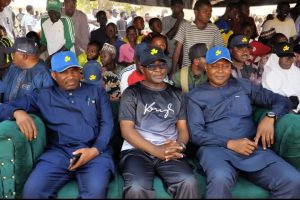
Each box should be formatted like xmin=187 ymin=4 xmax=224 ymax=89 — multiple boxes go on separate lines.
xmin=202 ymin=155 xmax=300 ymax=198
xmin=22 ymin=149 xmax=113 ymax=199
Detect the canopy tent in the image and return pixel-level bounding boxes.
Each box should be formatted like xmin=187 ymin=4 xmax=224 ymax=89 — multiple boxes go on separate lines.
xmin=108 ymin=0 xmax=299 ymax=9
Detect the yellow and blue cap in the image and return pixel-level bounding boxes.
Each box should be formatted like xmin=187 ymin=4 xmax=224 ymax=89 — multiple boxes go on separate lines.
xmin=82 ymin=60 xmax=102 ymax=85
xmin=51 ymin=51 xmax=81 ymax=72
xmin=229 ymin=34 xmax=250 ymax=48
xmin=206 ymin=46 xmax=232 ymax=64
xmin=140 ymin=46 xmax=167 ymax=66
xmin=275 ymin=42 xmax=295 ymax=58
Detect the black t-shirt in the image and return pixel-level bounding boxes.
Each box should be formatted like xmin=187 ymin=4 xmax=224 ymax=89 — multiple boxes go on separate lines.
xmin=119 ymin=82 xmax=186 ymax=151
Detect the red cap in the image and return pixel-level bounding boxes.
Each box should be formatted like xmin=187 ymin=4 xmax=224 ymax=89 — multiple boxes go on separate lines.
xmin=250 ymin=40 xmax=271 ymax=57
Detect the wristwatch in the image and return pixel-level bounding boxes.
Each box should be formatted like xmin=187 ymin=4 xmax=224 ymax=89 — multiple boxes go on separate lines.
xmin=266 ymin=111 xmax=277 ymax=120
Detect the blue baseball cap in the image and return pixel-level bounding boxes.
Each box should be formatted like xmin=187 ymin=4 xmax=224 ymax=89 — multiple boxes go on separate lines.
xmin=5 ymin=37 xmax=39 ymax=55
xmin=51 ymin=51 xmax=81 ymax=72
xmin=82 ymin=60 xmax=102 ymax=85
xmin=229 ymin=35 xmax=250 ymax=48
xmin=206 ymin=46 xmax=232 ymax=64
xmin=140 ymin=45 xmax=167 ymax=66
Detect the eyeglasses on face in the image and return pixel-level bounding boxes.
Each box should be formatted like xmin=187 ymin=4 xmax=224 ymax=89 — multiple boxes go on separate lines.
xmin=145 ymin=62 xmax=168 ymax=71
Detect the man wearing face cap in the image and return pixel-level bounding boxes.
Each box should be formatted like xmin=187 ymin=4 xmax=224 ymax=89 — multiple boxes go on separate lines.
xmin=40 ymin=0 xmax=75 ymax=59
xmin=0 ymin=51 xmax=114 ymax=198
xmin=229 ymin=34 xmax=262 ymax=85
xmin=0 ymin=37 xmax=53 ymax=103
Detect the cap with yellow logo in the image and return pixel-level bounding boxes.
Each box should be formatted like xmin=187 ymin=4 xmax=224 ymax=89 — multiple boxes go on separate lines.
xmin=51 ymin=51 xmax=81 ymax=72
xmin=229 ymin=34 xmax=251 ymax=48
xmin=140 ymin=46 xmax=167 ymax=66
xmin=82 ymin=60 xmax=103 ymax=86
xmin=206 ymin=46 xmax=232 ymax=64
xmin=275 ymin=42 xmax=295 ymax=58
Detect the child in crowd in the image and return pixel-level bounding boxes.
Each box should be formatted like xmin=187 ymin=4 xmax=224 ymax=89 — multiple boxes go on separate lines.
xmin=118 ymin=26 xmax=137 ymax=67
xmin=78 ymin=41 xmax=101 ymax=67
xmin=142 ymin=18 xmax=163 ymax=43
xmin=100 ymin=43 xmax=121 ymax=101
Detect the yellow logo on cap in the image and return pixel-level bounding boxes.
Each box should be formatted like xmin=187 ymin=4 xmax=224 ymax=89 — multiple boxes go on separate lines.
xmin=89 ymin=75 xmax=96 ymax=81
xmin=283 ymin=45 xmax=289 ymax=52
xmin=242 ymin=37 xmax=248 ymax=43
xmin=151 ymin=48 xmax=158 ymax=55
xmin=216 ymin=50 xmax=221 ymax=56
xmin=65 ymin=56 xmax=70 ymax=62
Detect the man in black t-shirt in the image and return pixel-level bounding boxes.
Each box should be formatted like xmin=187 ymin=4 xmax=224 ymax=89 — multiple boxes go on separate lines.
xmin=119 ymin=46 xmax=200 ymax=198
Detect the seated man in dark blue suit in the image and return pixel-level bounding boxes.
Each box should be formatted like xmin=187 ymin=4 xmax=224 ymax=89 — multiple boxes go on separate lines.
xmin=0 ymin=51 xmax=114 ymax=198
xmin=186 ymin=46 xmax=300 ymax=198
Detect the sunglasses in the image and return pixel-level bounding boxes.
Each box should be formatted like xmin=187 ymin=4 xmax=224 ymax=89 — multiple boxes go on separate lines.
xmin=145 ymin=62 xmax=168 ymax=71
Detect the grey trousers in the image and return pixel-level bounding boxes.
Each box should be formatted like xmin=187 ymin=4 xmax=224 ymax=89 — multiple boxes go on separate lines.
xmin=120 ymin=149 xmax=201 ymax=199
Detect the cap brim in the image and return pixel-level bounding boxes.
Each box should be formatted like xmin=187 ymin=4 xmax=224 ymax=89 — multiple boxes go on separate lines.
xmin=81 ymin=79 xmax=102 ymax=85
xmin=207 ymin=57 xmax=232 ymax=64
xmin=277 ymin=53 xmax=295 ymax=58
xmin=142 ymin=58 xmax=167 ymax=66
xmin=52 ymin=65 xmax=82 ymax=72
xmin=235 ymin=44 xmax=251 ymax=48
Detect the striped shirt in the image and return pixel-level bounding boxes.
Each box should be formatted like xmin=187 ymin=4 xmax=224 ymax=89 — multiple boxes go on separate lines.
xmin=174 ymin=21 xmax=224 ymax=67
xmin=41 ymin=16 xmax=75 ymax=56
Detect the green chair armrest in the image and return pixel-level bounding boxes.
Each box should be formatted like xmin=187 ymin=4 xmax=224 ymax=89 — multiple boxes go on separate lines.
xmin=0 ymin=114 xmax=46 ymax=198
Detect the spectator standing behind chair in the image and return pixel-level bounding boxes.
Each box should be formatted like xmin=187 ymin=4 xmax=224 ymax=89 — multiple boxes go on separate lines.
xmin=261 ymin=2 xmax=297 ymax=43
xmin=62 ymin=0 xmax=90 ymax=56
xmin=262 ymin=42 xmax=300 ymax=113
xmin=20 ymin=5 xmax=36 ymax=35
xmin=119 ymin=46 xmax=201 ymax=199
xmin=0 ymin=51 xmax=114 ymax=198
xmin=186 ymin=46 xmax=300 ymax=198
xmin=16 ymin=8 xmax=24 ymax=31
xmin=0 ymin=37 xmax=53 ymax=103
xmin=116 ymin=11 xmax=128 ymax=39
xmin=173 ymin=0 xmax=224 ymax=74
xmin=172 ymin=43 xmax=208 ymax=93
xmin=90 ymin=10 xmax=108 ymax=49
xmin=214 ymin=2 xmax=237 ymax=46
xmin=161 ymin=0 xmax=186 ymax=64
xmin=0 ymin=0 xmax=15 ymax=42
xmin=40 ymin=0 xmax=75 ymax=59
xmin=238 ymin=1 xmax=258 ymax=39
xmin=229 ymin=34 xmax=262 ymax=85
